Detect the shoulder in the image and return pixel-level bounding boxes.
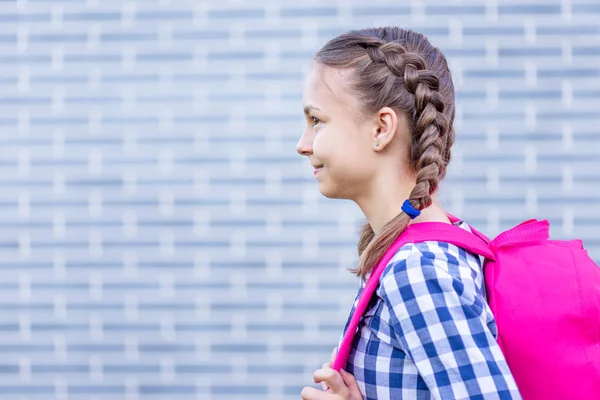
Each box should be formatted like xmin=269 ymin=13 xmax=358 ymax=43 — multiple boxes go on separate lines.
xmin=377 ymin=239 xmax=484 ymax=309
xmin=383 ymin=239 xmax=479 ymax=278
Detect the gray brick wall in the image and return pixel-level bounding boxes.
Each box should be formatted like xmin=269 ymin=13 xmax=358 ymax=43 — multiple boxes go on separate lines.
xmin=0 ymin=0 xmax=598 ymax=398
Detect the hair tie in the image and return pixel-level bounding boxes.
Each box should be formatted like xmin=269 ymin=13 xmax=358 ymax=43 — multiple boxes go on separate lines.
xmin=402 ymin=199 xmax=421 ymax=219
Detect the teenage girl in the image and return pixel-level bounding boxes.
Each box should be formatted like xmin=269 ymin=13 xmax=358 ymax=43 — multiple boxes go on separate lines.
xmin=297 ymin=26 xmax=521 ymax=400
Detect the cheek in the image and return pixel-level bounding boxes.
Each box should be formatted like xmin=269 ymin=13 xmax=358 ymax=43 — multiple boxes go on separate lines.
xmin=345 ymin=130 xmax=371 ymax=161
xmin=311 ymin=129 xmax=328 ymax=155
xmin=346 ymin=140 xmax=377 ymax=177
xmin=313 ymin=123 xmax=370 ymax=166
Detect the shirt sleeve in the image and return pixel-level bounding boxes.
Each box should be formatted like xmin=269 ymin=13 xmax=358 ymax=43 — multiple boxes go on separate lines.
xmin=379 ymin=243 xmax=521 ymax=399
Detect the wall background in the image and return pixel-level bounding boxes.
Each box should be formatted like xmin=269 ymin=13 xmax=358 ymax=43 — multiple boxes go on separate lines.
xmin=0 ymin=0 xmax=598 ymax=398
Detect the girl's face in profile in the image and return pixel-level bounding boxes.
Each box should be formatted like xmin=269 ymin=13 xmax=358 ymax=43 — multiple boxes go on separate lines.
xmin=297 ymin=64 xmax=378 ymax=201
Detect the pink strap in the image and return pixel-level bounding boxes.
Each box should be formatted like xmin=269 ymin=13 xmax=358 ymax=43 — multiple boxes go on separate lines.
xmin=491 ymin=219 xmax=549 ymax=248
xmin=332 ymin=220 xmax=493 ymax=372
xmin=447 ymin=213 xmax=492 ymax=245
xmin=331 ymin=228 xmax=411 ymax=371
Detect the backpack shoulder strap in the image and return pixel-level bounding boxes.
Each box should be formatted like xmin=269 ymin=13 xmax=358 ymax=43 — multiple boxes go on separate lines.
xmin=447 ymin=213 xmax=492 ymax=245
xmin=332 ymin=221 xmax=493 ymax=372
xmin=400 ymin=222 xmax=495 ymax=260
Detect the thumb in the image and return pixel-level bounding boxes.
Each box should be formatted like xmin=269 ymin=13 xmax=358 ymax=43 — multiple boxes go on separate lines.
xmin=340 ymin=369 xmax=360 ymax=394
xmin=330 ymin=347 xmax=338 ymax=364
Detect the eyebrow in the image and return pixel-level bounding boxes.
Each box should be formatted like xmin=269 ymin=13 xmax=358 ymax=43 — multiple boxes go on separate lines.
xmin=303 ymin=105 xmax=321 ymax=115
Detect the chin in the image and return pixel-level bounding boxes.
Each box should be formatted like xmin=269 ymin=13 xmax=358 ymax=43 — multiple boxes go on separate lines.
xmin=317 ymin=182 xmax=350 ymax=200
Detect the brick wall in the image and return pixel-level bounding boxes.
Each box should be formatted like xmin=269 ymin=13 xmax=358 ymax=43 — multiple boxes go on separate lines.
xmin=0 ymin=0 xmax=598 ymax=398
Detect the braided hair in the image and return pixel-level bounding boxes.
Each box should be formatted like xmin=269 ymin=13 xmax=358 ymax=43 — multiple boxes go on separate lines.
xmin=314 ymin=27 xmax=456 ymax=280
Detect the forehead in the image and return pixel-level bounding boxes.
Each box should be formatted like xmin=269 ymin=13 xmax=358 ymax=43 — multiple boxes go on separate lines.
xmin=302 ymin=63 xmax=359 ymax=112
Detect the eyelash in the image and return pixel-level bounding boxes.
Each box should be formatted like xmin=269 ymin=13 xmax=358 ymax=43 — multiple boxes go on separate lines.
xmin=310 ymin=116 xmax=322 ymax=126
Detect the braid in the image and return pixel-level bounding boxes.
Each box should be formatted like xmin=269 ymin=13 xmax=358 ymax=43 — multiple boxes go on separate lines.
xmin=356 ymin=39 xmax=451 ymax=216
xmin=314 ymin=28 xmax=456 ymax=280
xmin=359 ymin=39 xmax=452 ymax=278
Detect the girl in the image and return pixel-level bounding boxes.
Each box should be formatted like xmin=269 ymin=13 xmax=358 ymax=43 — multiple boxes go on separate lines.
xmin=297 ymin=27 xmax=521 ymax=399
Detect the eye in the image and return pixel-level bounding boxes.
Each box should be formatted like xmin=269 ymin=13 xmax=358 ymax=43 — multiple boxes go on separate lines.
xmin=310 ymin=116 xmax=322 ymax=126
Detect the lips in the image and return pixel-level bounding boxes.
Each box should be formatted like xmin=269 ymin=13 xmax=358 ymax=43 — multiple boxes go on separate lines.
xmin=312 ymin=164 xmax=323 ymax=176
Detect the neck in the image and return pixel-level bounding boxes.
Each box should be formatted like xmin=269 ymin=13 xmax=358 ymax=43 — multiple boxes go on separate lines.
xmin=355 ymin=177 xmax=450 ymax=233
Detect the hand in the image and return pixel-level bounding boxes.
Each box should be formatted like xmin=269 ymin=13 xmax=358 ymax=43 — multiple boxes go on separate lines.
xmin=300 ymin=347 xmax=362 ymax=400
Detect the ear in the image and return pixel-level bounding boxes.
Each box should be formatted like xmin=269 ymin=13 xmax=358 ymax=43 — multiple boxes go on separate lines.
xmin=371 ymin=107 xmax=399 ymax=152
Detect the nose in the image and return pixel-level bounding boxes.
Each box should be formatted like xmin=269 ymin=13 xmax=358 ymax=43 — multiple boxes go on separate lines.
xmin=296 ymin=129 xmax=314 ymax=157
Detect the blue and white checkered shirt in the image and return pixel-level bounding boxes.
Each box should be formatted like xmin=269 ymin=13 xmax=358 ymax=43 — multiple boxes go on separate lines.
xmin=341 ymin=223 xmax=521 ymax=399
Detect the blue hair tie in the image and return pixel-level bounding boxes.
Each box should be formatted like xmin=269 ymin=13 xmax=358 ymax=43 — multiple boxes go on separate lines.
xmin=402 ymin=199 xmax=421 ymax=219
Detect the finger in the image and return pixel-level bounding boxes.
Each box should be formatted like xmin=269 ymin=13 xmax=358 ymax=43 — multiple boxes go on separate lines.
xmin=321 ymin=347 xmax=338 ymax=389
xmin=320 ymin=373 xmax=328 ymax=392
xmin=321 ymin=347 xmax=338 ymax=391
xmin=313 ymin=368 xmax=348 ymax=395
xmin=340 ymin=369 xmax=361 ymax=394
xmin=301 ymin=386 xmax=329 ymax=400
xmin=320 ymin=376 xmax=328 ymax=391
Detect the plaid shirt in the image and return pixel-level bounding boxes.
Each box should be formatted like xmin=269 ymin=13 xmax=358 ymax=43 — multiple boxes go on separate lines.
xmin=341 ymin=223 xmax=521 ymax=399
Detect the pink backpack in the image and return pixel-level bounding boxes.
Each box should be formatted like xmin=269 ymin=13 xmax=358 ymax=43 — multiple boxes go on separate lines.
xmin=333 ymin=216 xmax=600 ymax=399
